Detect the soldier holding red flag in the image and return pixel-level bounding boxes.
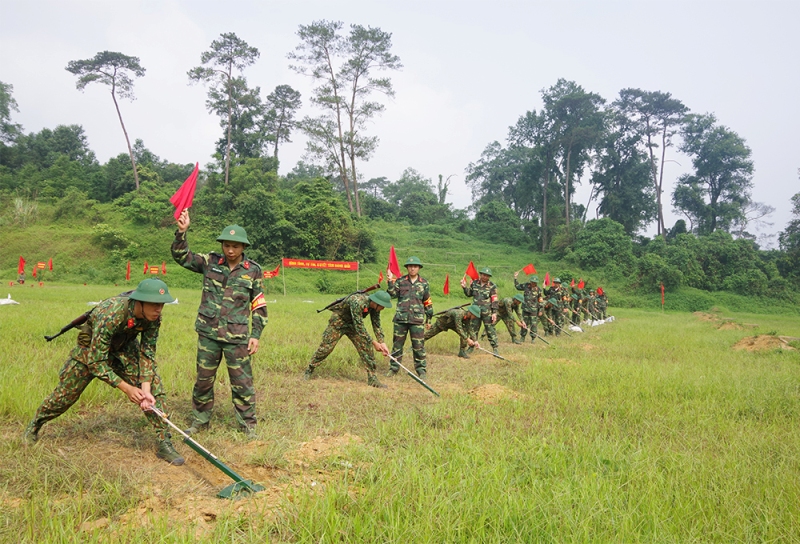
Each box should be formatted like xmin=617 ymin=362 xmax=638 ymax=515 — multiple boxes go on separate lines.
xmin=514 ymin=269 xmax=542 ymax=343
xmin=461 ymin=266 xmax=500 ymax=355
xmin=386 ymin=256 xmax=433 ymax=380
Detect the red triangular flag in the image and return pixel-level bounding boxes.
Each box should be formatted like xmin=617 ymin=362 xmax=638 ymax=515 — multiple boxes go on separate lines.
xmin=170 ymin=163 xmax=199 ymax=220
xmin=32 ymin=268 xmax=37 ymax=278
xmin=544 ymin=272 xmax=550 ymax=287
xmin=578 ymin=279 xmax=585 ymax=289
xmin=660 ymin=283 xmax=665 ymax=305
xmin=443 ymin=273 xmax=450 ymax=295
xmin=522 ymin=263 xmax=536 ymax=275
xmin=126 ymin=261 xmax=131 ymax=281
xmin=161 ymin=261 xmax=167 ymax=275
xmin=143 ymin=261 xmax=148 ymax=275
xmin=570 ymin=278 xmax=575 ymax=288
xmin=597 ymin=287 xmax=604 ymax=296
xmin=378 ymin=271 xmax=384 ymax=283
xmin=271 ymin=264 xmax=280 ymax=278
xmin=465 ymin=261 xmax=479 ymax=281
xmin=18 ymin=256 xmax=25 ymax=275
xmin=48 ymin=258 xmax=53 ymax=271
xmin=388 ymin=246 xmax=401 ymax=277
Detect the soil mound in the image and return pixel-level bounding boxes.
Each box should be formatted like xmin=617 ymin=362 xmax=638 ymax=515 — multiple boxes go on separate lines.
xmin=733 ymin=335 xmax=797 ymax=352
xmin=717 ymin=321 xmax=744 ymax=330
xmin=467 ymin=383 xmax=522 ymax=404
xmin=285 ymin=433 xmax=363 ymax=466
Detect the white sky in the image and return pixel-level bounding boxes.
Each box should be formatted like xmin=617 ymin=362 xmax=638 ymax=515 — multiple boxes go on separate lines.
xmin=1 ymin=0 xmax=798 ymax=244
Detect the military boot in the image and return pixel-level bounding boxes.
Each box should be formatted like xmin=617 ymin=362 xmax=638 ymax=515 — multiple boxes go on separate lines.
xmin=156 ymin=439 xmax=185 ymax=466
xmin=303 ymin=366 xmax=314 ymax=380
xmin=385 ymin=368 xmax=399 ymax=377
xmin=465 ymin=346 xmax=475 ymax=355
xmin=22 ymin=421 xmax=40 ymax=445
xmin=367 ymin=373 xmax=387 ymax=389
xmin=493 ymin=348 xmax=499 ymax=356
xmin=457 ymin=349 xmax=470 ymax=359
xmin=241 ymin=425 xmax=257 ymax=440
xmin=184 ymin=421 xmax=208 ymax=436
xmin=417 ymin=369 xmax=427 ymax=381
xmin=512 ymin=337 xmax=523 ymax=344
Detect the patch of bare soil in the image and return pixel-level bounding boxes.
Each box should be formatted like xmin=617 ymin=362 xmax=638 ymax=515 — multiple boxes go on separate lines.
xmin=733 ymin=335 xmax=798 ymax=352
xmin=284 ymin=433 xmax=363 ymax=467
xmin=717 ymin=321 xmax=744 ymax=330
xmin=467 ymin=383 xmax=522 ymax=404
xmin=694 ymin=312 xmax=719 ymax=322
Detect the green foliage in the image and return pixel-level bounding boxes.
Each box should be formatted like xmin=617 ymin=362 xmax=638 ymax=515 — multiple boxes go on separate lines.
xmin=637 ymin=252 xmax=683 ymax=291
xmin=473 ymin=200 xmax=533 ymax=246
xmin=568 ymin=218 xmax=635 ymax=275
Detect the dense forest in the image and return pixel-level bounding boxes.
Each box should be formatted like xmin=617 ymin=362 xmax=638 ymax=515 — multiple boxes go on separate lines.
xmin=0 ymin=25 xmax=798 ymax=301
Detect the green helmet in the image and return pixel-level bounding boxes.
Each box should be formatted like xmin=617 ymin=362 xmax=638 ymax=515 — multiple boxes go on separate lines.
xmin=530 ymin=275 xmax=539 ymax=283
xmin=547 ymin=297 xmax=559 ymax=305
xmin=552 ymin=277 xmax=562 ymax=284
xmin=129 ymin=278 xmax=174 ymax=303
xmin=467 ymin=304 xmax=481 ymax=317
xmin=404 ymin=256 xmax=423 ymax=268
xmin=479 ymin=267 xmax=493 ymax=276
xmin=216 ymin=224 xmax=250 ymax=246
xmin=368 ymin=290 xmax=392 ymax=308
xmin=513 ymin=294 xmax=524 ymax=303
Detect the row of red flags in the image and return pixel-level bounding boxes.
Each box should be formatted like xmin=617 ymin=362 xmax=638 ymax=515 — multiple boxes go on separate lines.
xmin=18 ymin=256 xmax=52 ymax=278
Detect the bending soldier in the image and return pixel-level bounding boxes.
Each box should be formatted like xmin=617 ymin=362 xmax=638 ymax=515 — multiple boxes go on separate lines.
xmin=386 ymin=256 xmax=433 ymax=380
xmin=23 ymin=279 xmax=184 ymax=465
xmin=461 ymin=267 xmax=500 ymax=355
xmin=424 ymin=304 xmax=481 ymax=358
xmin=494 ymin=294 xmax=525 ymax=344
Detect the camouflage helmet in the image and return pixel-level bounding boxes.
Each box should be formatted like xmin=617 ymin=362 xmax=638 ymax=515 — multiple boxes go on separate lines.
xmin=513 ymin=294 xmax=524 ymax=303
xmin=216 ymin=224 xmax=250 ymax=246
xmin=479 ymin=267 xmax=493 ymax=276
xmin=129 ymin=278 xmax=174 ymax=303
xmin=467 ymin=304 xmax=481 ymax=317
xmin=368 ymin=290 xmax=392 ymax=308
xmin=404 ymin=256 xmax=423 ymax=268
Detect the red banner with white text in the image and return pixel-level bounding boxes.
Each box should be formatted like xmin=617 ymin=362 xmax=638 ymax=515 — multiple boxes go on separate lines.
xmin=282 ymin=258 xmax=358 ymax=271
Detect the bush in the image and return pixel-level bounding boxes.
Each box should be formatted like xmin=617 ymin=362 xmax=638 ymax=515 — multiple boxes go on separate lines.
xmin=569 ymin=218 xmax=635 ymax=275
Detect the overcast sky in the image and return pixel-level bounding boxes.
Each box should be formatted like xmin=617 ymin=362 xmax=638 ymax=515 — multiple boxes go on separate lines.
xmin=1 ymin=0 xmax=798 ymax=244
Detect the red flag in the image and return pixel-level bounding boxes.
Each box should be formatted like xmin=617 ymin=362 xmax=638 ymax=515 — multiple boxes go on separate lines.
xmin=18 ymin=256 xmax=25 ymax=275
xmin=597 ymin=287 xmax=604 ymax=296
xmin=544 ymin=272 xmax=550 ymax=287
xmin=48 ymin=258 xmax=53 ymax=271
xmin=443 ymin=273 xmax=450 ymax=295
xmin=570 ymin=278 xmax=575 ymax=288
xmin=143 ymin=261 xmax=148 ymax=275
xmin=388 ymin=246 xmax=401 ymax=277
xmin=32 ymin=268 xmax=37 ymax=278
xmin=378 ymin=271 xmax=384 ymax=283
xmin=126 ymin=261 xmax=131 ymax=281
xmin=660 ymin=283 xmax=665 ymax=305
xmin=161 ymin=261 xmax=167 ymax=275
xmin=170 ymin=163 xmax=199 ymax=220
xmin=522 ymin=263 xmax=536 ymax=275
xmin=465 ymin=261 xmax=479 ymax=281
xmin=263 ymin=264 xmax=280 ymax=279
xmin=578 ymin=279 xmax=585 ymax=289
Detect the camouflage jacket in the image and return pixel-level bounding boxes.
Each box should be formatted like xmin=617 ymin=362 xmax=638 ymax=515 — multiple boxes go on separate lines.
xmin=497 ymin=297 xmax=522 ymax=320
xmin=172 ymin=230 xmax=268 ymax=344
xmin=329 ymin=293 xmax=385 ymax=344
xmin=387 ymin=274 xmax=433 ymax=325
xmin=434 ymin=309 xmax=473 ymax=340
xmin=514 ymin=279 xmax=541 ymax=314
xmin=597 ymin=294 xmax=608 ymax=309
xmin=70 ymin=296 xmax=160 ymax=388
xmin=545 ymin=285 xmax=566 ymax=302
xmin=463 ymin=279 xmax=498 ymax=313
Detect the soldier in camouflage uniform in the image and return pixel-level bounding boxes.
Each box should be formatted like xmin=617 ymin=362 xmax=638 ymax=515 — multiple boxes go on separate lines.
xmin=386 ymin=256 xmax=433 ymax=379
xmin=596 ymin=287 xmax=608 ymax=319
xmin=494 ymin=294 xmax=525 ymax=344
xmin=23 ymin=279 xmax=184 ymax=465
xmin=424 ymin=304 xmax=481 ymax=358
xmin=172 ymin=210 xmax=268 ymax=437
xmin=545 ymin=278 xmax=568 ymax=336
xmin=303 ymin=290 xmax=392 ymax=388
xmin=514 ymin=272 xmax=542 ymax=343
xmin=460 ymin=267 xmax=500 ymax=355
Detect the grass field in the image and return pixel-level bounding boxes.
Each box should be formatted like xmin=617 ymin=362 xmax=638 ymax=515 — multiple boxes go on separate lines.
xmin=1 ymin=284 xmax=799 ymax=543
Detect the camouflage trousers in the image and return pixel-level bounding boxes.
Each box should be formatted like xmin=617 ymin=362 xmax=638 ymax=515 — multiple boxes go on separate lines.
xmin=424 ymin=320 xmax=469 ymax=351
xmin=29 ymin=357 xmax=169 ymax=440
xmin=519 ymin=313 xmax=538 ymax=341
xmin=390 ymin=322 xmax=426 ymax=374
xmin=309 ymin=317 xmax=377 ymax=373
xmin=570 ymin=305 xmax=582 ymax=325
xmin=471 ymin=311 xmax=498 ymax=349
xmin=192 ymin=336 xmax=255 ymax=429
xmin=499 ymin=314 xmax=519 ymax=341
xmin=546 ymin=308 xmax=565 ymax=335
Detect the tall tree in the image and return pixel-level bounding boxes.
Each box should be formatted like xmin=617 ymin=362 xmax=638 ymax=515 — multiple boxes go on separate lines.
xmin=289 ymin=20 xmax=401 ymax=216
xmin=263 ymin=84 xmax=302 ymax=161
xmin=206 ymin=77 xmax=265 ymax=161
xmin=614 ymin=89 xmax=688 ymax=237
xmin=673 ymin=113 xmax=754 ymax=235
xmin=188 ymin=32 xmax=260 ymax=185
xmin=0 ymin=81 xmax=23 ymax=143
xmin=777 ymin=173 xmax=800 ymax=283
xmin=541 ymin=79 xmax=606 ymax=228
xmin=66 ymin=51 xmax=145 ymax=190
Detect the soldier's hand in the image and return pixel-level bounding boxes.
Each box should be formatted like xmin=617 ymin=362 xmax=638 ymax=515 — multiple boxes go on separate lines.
xmin=491 ymin=313 xmax=497 ymax=325
xmin=248 ymin=338 xmax=260 ymax=355
xmin=425 ymin=323 xmax=431 ymax=331
xmin=119 ymin=382 xmax=146 ymax=405
xmin=460 ymin=276 xmax=467 ymax=288
xmin=139 ymin=391 xmax=156 ymax=411
xmin=374 ymin=341 xmax=389 ymax=356
xmin=386 ymin=268 xmax=396 ymax=282
xmin=514 ymin=271 xmax=519 ymax=279
xmin=177 ymin=209 xmax=191 ymax=232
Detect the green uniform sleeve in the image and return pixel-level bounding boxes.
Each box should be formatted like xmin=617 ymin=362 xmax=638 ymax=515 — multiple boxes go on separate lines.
xmin=490 ymin=284 xmax=499 ymax=313
xmin=249 ymin=271 xmax=268 ymax=340
xmin=453 ymin=311 xmax=470 ymax=340
xmin=423 ymin=282 xmax=433 ymax=320
xmin=387 ymin=279 xmax=398 ymax=298
xmin=137 ymin=322 xmax=159 ymax=383
xmin=171 ymin=230 xmax=209 ymax=273
xmin=370 ymin=309 xmax=385 ymax=344
xmin=348 ymin=296 xmax=373 ymax=344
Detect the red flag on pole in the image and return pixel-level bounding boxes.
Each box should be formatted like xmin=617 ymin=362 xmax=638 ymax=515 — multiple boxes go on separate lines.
xmin=522 ymin=263 xmax=536 ymax=275
xmin=465 ymin=261 xmax=479 ymax=281
xmin=570 ymin=278 xmax=575 ymax=288
xmin=126 ymin=261 xmax=131 ymax=281
xmin=443 ymin=273 xmax=450 ymax=295
xmin=18 ymin=256 xmax=25 ymax=275
xmin=143 ymin=261 xmax=148 ymax=275
xmin=578 ymin=279 xmax=585 ymax=289
xmin=161 ymin=261 xmax=167 ymax=275
xmin=263 ymin=264 xmax=281 ymax=279
xmin=660 ymin=283 xmax=665 ymax=306
xmin=32 ymin=268 xmax=37 ymax=278
xmin=544 ymin=272 xmax=550 ymax=287
xmin=170 ymin=163 xmax=199 ymax=220
xmin=388 ymin=246 xmax=401 ymax=277
xmin=378 ymin=271 xmax=383 ymax=283
xmin=597 ymin=287 xmax=604 ymax=296
xmin=48 ymin=258 xmax=53 ymax=271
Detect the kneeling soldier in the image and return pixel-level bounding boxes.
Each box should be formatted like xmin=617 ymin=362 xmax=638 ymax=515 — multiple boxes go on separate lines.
xmin=424 ymin=304 xmax=482 ymax=358
xmin=23 ymin=279 xmax=184 ymax=465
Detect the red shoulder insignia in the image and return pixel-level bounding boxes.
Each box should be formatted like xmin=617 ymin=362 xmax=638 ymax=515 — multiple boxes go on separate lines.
xmin=218 ymin=257 xmax=225 ymax=265
xmin=243 ymin=260 xmax=250 ymax=270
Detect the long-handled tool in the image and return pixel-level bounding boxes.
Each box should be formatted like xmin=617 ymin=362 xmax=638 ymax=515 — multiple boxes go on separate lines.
xmin=545 ymin=317 xmax=573 ymax=337
xmin=532 ymin=332 xmax=551 ymax=346
xmin=387 ymin=354 xmax=440 ymax=397
xmin=474 ymin=345 xmax=508 ymax=361
xmin=149 ymin=406 xmax=265 ymax=499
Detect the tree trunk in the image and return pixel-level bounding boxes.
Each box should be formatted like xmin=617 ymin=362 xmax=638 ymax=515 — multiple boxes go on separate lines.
xmin=542 ymin=151 xmax=550 ymax=252
xmin=224 ymin=67 xmax=233 ymax=185
xmin=325 ymin=48 xmax=353 ymax=213
xmin=111 ymin=83 xmax=139 ymax=191
xmin=657 ymin=125 xmax=670 ymax=237
xmin=645 ymin=120 xmax=662 ymax=237
xmin=565 ymin=146 xmax=572 ymax=228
